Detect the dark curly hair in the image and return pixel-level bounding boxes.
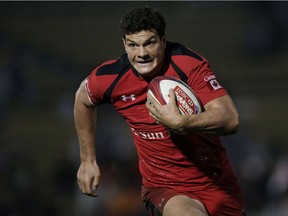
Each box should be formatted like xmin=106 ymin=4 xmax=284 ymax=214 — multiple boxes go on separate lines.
xmin=119 ymin=6 xmax=166 ymax=39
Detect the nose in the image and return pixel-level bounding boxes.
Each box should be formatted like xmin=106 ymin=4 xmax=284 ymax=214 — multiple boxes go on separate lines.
xmin=138 ymin=46 xmax=149 ymax=58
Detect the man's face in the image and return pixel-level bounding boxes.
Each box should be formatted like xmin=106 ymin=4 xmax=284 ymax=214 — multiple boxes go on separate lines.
xmin=123 ymin=29 xmax=166 ymax=78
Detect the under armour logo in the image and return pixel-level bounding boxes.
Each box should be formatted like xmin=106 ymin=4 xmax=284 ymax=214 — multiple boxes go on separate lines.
xmin=121 ymin=94 xmax=136 ymax=101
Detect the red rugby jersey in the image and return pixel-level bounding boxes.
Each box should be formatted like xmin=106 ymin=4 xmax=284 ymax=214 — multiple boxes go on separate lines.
xmin=86 ymin=42 xmax=236 ymax=192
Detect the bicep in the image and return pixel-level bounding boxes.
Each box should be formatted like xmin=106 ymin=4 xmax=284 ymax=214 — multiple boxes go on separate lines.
xmin=76 ymin=79 xmax=97 ymax=107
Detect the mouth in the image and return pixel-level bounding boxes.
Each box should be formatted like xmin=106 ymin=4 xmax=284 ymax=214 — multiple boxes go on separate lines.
xmin=136 ymin=60 xmax=152 ymax=64
xmin=135 ymin=61 xmax=153 ymax=70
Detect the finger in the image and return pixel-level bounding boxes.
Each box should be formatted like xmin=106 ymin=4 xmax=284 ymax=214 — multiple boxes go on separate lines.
xmin=86 ymin=189 xmax=98 ymax=197
xmin=92 ymin=177 xmax=99 ymax=191
xmin=149 ymin=111 xmax=158 ymax=120
xmin=78 ymin=180 xmax=92 ymax=196
xmin=146 ymin=93 xmax=154 ymax=102
xmin=83 ymin=187 xmax=98 ymax=197
xmin=79 ymin=175 xmax=95 ymax=196
xmin=77 ymin=176 xmax=86 ymax=194
xmin=146 ymin=100 xmax=153 ymax=109
xmin=85 ymin=190 xmax=98 ymax=197
xmin=78 ymin=182 xmax=85 ymax=194
xmin=146 ymin=100 xmax=157 ymax=115
xmin=147 ymin=94 xmax=160 ymax=108
xmin=146 ymin=95 xmax=161 ymax=123
xmin=91 ymin=177 xmax=99 ymax=196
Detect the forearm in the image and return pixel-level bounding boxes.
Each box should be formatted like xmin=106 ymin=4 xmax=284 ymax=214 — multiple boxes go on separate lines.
xmin=178 ymin=95 xmax=239 ymax=135
xmin=75 ymin=106 xmax=97 ymax=161
xmin=74 ymin=82 xmax=97 ymax=162
xmin=147 ymin=93 xmax=239 ymax=136
xmin=181 ymin=105 xmax=239 ymax=135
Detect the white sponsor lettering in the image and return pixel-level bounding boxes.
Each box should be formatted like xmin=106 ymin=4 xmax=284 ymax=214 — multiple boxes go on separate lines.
xmin=174 ymin=86 xmax=195 ymax=115
xmin=175 ymin=91 xmax=194 ymax=115
xmin=131 ymin=128 xmax=166 ymax=140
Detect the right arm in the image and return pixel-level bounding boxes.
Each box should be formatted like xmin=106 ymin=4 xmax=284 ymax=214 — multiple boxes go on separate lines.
xmin=74 ymin=79 xmax=100 ymax=197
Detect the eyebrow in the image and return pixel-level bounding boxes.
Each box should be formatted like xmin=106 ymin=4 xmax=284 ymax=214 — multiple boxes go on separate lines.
xmin=126 ymin=35 xmax=156 ymax=45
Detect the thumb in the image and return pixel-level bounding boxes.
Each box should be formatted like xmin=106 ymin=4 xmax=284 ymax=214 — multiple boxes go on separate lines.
xmin=168 ymin=88 xmax=177 ymax=105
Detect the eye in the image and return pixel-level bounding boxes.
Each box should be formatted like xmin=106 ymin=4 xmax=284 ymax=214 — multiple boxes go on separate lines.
xmin=128 ymin=43 xmax=137 ymax=48
xmin=146 ymin=40 xmax=157 ymax=47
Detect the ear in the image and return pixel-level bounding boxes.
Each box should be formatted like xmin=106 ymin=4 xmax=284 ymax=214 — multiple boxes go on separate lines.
xmin=161 ymin=35 xmax=167 ymax=48
xmin=122 ymin=38 xmax=128 ymax=52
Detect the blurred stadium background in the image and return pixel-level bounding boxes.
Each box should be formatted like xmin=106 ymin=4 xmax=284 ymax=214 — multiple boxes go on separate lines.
xmin=0 ymin=1 xmax=288 ymax=216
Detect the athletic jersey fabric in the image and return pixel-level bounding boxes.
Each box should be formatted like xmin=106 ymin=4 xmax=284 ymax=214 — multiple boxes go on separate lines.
xmin=86 ymin=41 xmax=238 ymax=193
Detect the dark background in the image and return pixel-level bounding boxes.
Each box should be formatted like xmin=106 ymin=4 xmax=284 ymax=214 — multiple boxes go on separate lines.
xmin=0 ymin=1 xmax=288 ymax=216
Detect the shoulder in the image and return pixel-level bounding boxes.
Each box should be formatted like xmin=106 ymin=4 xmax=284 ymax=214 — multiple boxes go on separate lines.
xmin=166 ymin=41 xmax=204 ymax=62
xmin=166 ymin=41 xmax=210 ymax=79
xmin=92 ymin=54 xmax=131 ymax=77
xmin=86 ymin=54 xmax=132 ymax=104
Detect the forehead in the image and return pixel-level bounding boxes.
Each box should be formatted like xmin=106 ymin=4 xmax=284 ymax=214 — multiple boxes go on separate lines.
xmin=125 ymin=29 xmax=159 ymax=43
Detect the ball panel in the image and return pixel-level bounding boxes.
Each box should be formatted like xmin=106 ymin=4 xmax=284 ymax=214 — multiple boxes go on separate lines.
xmin=147 ymin=78 xmax=166 ymax=105
xmin=147 ymin=76 xmax=202 ymax=115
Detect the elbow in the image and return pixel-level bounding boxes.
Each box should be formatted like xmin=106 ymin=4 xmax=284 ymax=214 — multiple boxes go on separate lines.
xmin=229 ymin=120 xmax=239 ymax=134
xmin=227 ymin=113 xmax=239 ymax=135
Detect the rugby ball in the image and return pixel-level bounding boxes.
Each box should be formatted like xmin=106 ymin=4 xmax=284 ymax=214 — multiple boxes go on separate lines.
xmin=147 ymin=76 xmax=202 ymax=115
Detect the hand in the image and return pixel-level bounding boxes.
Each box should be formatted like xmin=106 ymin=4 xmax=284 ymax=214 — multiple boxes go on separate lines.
xmin=77 ymin=160 xmax=100 ymax=197
xmin=146 ymin=89 xmax=186 ymax=133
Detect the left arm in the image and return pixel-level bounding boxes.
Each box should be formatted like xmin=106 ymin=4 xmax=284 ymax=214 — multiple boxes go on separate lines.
xmin=146 ymin=89 xmax=239 ymax=136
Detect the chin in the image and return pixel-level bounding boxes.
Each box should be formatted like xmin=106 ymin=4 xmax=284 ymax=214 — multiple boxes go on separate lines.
xmin=135 ymin=64 xmax=159 ymax=75
xmin=138 ymin=71 xmax=159 ymax=79
xmin=136 ymin=67 xmax=154 ymax=75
